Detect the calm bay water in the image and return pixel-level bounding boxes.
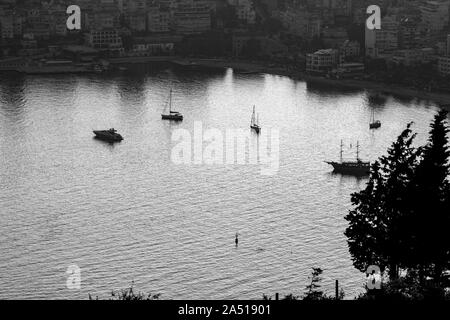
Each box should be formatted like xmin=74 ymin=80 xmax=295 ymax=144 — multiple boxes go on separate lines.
xmin=0 ymin=64 xmax=442 ymax=299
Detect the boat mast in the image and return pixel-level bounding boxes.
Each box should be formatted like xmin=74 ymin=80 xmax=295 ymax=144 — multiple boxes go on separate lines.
xmin=169 ymin=89 xmax=172 ymax=112
xmin=251 ymin=105 xmax=256 ymax=125
xmin=356 ymin=141 xmax=360 ymax=161
xmin=340 ymin=140 xmax=343 ymax=162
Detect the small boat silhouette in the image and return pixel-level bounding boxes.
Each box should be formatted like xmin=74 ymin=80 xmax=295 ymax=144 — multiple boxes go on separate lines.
xmin=162 ymin=88 xmax=183 ymax=121
xmin=250 ymin=105 xmax=261 ymax=134
xmin=93 ymin=128 xmax=123 ymax=142
xmin=369 ymin=109 xmax=381 ymax=129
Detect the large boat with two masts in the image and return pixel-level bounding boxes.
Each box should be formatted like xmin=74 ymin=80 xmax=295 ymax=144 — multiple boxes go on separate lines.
xmin=326 ymin=140 xmax=370 ymax=175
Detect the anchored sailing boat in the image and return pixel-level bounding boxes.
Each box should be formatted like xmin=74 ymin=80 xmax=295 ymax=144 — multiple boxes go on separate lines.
xmin=325 ymin=140 xmax=370 ymax=175
xmin=369 ymin=109 xmax=381 ymax=129
xmin=250 ymin=105 xmax=261 ymax=134
xmin=161 ymin=88 xmax=183 ymax=121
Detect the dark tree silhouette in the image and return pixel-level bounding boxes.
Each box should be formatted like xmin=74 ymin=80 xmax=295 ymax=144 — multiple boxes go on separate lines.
xmin=407 ymin=110 xmax=450 ymax=286
xmin=345 ymin=123 xmax=419 ymax=279
xmin=303 ymin=267 xmax=325 ymax=300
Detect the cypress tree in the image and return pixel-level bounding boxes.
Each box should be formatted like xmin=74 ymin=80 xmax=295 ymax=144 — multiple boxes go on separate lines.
xmin=408 ymin=110 xmax=450 ymax=286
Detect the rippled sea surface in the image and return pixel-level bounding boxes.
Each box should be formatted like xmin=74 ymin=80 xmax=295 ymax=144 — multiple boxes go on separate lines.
xmin=0 ymin=64 xmax=443 ymax=299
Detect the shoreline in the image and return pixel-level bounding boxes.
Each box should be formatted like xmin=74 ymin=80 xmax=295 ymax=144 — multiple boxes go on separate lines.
xmin=4 ymin=54 xmax=450 ymax=107
xmin=181 ymin=58 xmax=450 ymax=107
xmin=111 ymin=56 xmax=450 ymax=108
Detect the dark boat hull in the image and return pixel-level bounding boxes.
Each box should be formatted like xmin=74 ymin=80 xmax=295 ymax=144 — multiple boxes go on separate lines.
xmin=369 ymin=122 xmax=381 ymax=129
xmin=251 ymin=125 xmax=261 ymax=134
xmin=326 ymin=161 xmax=370 ymax=175
xmin=162 ymin=114 xmax=183 ymax=121
xmin=93 ymin=131 xmax=123 ymax=142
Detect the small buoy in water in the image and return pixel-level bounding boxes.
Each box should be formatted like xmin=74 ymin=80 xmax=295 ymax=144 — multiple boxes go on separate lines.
xmin=235 ymin=233 xmax=238 ymax=246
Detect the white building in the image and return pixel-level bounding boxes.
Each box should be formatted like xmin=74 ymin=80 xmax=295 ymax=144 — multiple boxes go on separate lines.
xmin=306 ymin=49 xmax=339 ymax=74
xmin=85 ymin=29 xmax=124 ymax=55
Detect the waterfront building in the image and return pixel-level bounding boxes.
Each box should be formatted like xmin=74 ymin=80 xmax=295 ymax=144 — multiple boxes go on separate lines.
xmin=306 ymin=48 xmax=339 ymax=75
xmin=130 ymin=35 xmax=181 ymax=56
xmin=85 ymin=29 xmax=124 ymax=56
xmin=391 ymin=48 xmax=436 ymax=66
xmin=332 ymin=62 xmax=365 ymax=79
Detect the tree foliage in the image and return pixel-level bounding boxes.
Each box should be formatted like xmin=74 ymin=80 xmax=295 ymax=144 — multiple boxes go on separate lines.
xmin=345 ymin=123 xmax=419 ymax=277
xmin=89 ymin=282 xmax=161 ymax=300
xmin=345 ymin=110 xmax=450 ymax=298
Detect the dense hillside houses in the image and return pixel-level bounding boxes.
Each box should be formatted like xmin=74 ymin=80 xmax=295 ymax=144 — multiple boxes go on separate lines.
xmin=0 ymin=0 xmax=450 ymax=86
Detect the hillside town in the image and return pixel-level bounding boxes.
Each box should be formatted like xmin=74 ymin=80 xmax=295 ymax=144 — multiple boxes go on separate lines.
xmin=1 ymin=0 xmax=450 ymax=92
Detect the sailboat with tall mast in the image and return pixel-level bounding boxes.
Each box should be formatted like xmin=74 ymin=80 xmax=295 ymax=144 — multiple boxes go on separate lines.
xmin=325 ymin=140 xmax=370 ymax=175
xmin=161 ymin=88 xmax=183 ymax=121
xmin=250 ymin=105 xmax=261 ymax=134
xmin=369 ymin=109 xmax=381 ymax=129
